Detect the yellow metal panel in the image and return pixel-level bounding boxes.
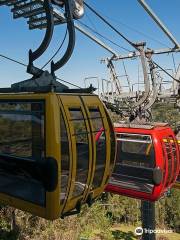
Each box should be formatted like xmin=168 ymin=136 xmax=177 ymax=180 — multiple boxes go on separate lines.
xmin=0 ymin=93 xmax=49 ymax=100
xmin=0 ymin=192 xmax=46 ymax=218
xmin=45 ymin=93 xmax=61 ymax=220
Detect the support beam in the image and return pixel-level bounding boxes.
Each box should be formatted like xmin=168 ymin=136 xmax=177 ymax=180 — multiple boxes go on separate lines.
xmin=52 ymin=8 xmax=119 ymax=57
xmin=112 ymin=47 xmax=180 ymax=60
xmin=75 ymin=23 xmax=119 ymax=57
xmin=38 ymin=1 xmax=180 ymax=62
xmin=38 ymin=1 xmax=180 ymax=59
xmin=141 ymin=201 xmax=156 ymax=240
xmin=138 ymin=0 xmax=180 ymax=48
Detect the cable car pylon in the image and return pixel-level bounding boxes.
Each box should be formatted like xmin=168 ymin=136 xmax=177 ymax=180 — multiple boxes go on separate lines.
xmin=141 ymin=200 xmax=156 ymax=240
xmin=96 ymin=40 xmax=180 ymax=240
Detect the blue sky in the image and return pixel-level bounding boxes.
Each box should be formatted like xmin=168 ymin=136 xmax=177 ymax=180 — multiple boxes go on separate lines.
xmin=0 ymin=0 xmax=180 ymax=89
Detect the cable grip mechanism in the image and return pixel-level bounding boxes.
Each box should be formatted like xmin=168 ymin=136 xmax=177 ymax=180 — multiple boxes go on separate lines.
xmin=27 ymin=0 xmax=54 ymax=77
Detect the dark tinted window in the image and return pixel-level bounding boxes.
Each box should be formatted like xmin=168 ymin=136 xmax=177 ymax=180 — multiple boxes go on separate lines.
xmin=0 ymin=102 xmax=44 ymax=159
xmin=110 ymin=134 xmax=155 ymax=193
xmin=60 ymin=111 xmax=70 ymax=204
xmin=116 ymin=134 xmax=155 ymax=168
xmin=69 ymin=108 xmax=89 ymax=198
xmin=169 ymin=137 xmax=178 ymax=183
xmin=89 ymin=108 xmax=106 ymax=189
xmin=177 ymin=174 xmax=180 ymax=183
xmin=106 ymin=111 xmax=116 ymax=173
xmin=0 ymin=101 xmax=45 ymax=206
xmin=163 ymin=138 xmax=173 ymax=186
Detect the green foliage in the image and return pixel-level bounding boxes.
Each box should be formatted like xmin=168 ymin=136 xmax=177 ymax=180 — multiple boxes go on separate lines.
xmin=78 ymin=202 xmax=114 ymax=240
xmin=107 ymin=195 xmax=141 ymax=226
xmin=164 ymin=189 xmax=180 ymax=233
xmin=112 ymin=230 xmax=136 ymax=240
xmin=152 ymin=103 xmax=180 ymax=129
xmin=0 ymin=191 xmax=180 ymax=239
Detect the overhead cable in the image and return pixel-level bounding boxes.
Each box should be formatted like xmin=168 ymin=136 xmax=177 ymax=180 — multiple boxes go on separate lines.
xmin=0 ymin=54 xmax=27 ymax=67
xmin=152 ymin=60 xmax=180 ymax=83
xmin=78 ymin=21 xmax=131 ymax=52
xmin=57 ymin=77 xmax=82 ymax=88
xmin=84 ymin=1 xmax=138 ymax=50
xmin=0 ymin=53 xmax=82 ymax=88
xmin=102 ymin=14 xmax=170 ymax=48
xmin=41 ymin=28 xmax=68 ymax=69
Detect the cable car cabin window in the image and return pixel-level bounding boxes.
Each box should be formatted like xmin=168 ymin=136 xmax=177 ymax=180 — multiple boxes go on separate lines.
xmin=112 ymin=133 xmax=156 ymax=193
xmin=177 ymin=174 xmax=180 ymax=183
xmin=60 ymin=111 xmax=70 ymax=204
xmin=163 ymin=138 xmax=173 ymax=186
xmin=116 ymin=134 xmax=155 ymax=168
xmin=69 ymin=108 xmax=89 ymax=198
xmin=169 ymin=137 xmax=178 ymax=183
xmin=89 ymin=107 xmax=106 ymax=189
xmin=106 ymin=112 xmax=116 ymax=174
xmin=0 ymin=101 xmax=45 ymax=206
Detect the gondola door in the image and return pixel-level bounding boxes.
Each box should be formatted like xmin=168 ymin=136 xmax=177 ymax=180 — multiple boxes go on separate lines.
xmin=81 ymin=95 xmax=116 ymax=200
xmin=161 ymin=134 xmax=180 ymax=191
xmin=58 ymin=94 xmax=93 ymax=214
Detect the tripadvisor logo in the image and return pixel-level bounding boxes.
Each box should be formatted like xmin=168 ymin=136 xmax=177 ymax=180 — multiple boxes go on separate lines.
xmin=135 ymin=227 xmax=173 ymax=235
xmin=135 ymin=227 xmax=143 ymax=236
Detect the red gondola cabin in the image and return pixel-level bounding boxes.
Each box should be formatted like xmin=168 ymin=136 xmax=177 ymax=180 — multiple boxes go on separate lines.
xmin=105 ymin=123 xmax=180 ymax=201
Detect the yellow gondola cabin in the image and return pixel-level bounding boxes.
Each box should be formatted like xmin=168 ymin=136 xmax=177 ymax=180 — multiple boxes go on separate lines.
xmin=0 ymin=92 xmax=116 ymax=220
